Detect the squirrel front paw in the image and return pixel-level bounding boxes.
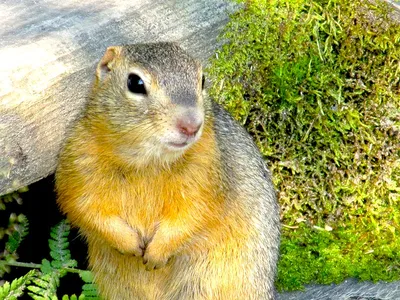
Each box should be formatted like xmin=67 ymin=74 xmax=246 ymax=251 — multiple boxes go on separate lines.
xmin=116 ymin=233 xmax=145 ymax=257
xmin=105 ymin=217 xmax=145 ymax=257
xmin=142 ymin=244 xmax=171 ymax=271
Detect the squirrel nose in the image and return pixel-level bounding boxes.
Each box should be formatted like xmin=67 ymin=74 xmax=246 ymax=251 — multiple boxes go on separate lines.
xmin=176 ymin=114 xmax=203 ymax=137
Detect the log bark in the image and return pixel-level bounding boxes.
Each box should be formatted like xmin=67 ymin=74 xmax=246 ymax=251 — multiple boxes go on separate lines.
xmin=0 ymin=0 xmax=235 ymax=195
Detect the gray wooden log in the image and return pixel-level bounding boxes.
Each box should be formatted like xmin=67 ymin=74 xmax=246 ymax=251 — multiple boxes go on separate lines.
xmin=0 ymin=0 xmax=235 ymax=196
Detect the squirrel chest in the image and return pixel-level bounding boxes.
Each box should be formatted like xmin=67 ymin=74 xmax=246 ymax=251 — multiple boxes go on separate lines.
xmin=58 ymin=121 xmax=229 ymax=256
xmin=97 ymin=126 xmax=220 ymax=233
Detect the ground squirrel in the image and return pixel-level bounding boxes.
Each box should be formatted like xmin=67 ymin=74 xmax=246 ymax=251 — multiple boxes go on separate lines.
xmin=55 ymin=42 xmax=280 ymax=299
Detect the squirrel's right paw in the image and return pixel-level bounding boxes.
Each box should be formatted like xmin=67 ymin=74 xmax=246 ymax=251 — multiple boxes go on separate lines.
xmin=115 ymin=233 xmax=145 ymax=257
xmin=104 ymin=217 xmax=145 ymax=256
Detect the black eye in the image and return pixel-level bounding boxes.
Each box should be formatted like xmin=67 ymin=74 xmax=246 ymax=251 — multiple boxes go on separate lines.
xmin=127 ymin=74 xmax=146 ymax=94
xmin=201 ymin=75 xmax=205 ymax=90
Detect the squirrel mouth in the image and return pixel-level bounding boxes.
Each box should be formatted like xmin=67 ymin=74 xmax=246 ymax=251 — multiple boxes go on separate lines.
xmin=167 ymin=141 xmax=189 ymax=149
xmin=164 ymin=134 xmax=200 ymax=151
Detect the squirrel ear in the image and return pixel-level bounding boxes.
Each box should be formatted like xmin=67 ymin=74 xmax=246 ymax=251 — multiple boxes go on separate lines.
xmin=96 ymin=46 xmax=122 ymax=82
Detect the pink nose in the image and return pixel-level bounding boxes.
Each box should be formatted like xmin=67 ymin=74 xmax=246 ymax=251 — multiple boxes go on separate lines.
xmin=176 ymin=115 xmax=203 ymax=137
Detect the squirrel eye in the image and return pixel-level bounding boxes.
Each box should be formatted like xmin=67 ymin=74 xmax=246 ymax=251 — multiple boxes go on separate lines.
xmin=201 ymin=75 xmax=205 ymax=90
xmin=127 ymin=74 xmax=146 ymax=95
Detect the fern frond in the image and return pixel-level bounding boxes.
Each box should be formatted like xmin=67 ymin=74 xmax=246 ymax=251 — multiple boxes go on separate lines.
xmin=0 ymin=258 xmax=11 ymax=277
xmin=81 ymin=283 xmax=100 ymax=299
xmin=59 ymin=271 xmax=100 ymax=300
xmin=27 ymin=220 xmax=79 ymax=299
xmin=0 ymin=188 xmax=28 ymax=210
xmin=61 ymin=294 xmax=85 ymax=300
xmin=6 ymin=215 xmax=29 ymax=253
xmin=27 ymin=272 xmax=59 ymax=300
xmin=79 ymin=271 xmax=94 ymax=283
xmin=48 ymin=220 xmax=77 ymax=271
xmin=40 ymin=259 xmax=52 ymax=274
xmin=0 ymin=269 xmax=36 ymax=299
xmin=79 ymin=270 xmax=100 ymax=299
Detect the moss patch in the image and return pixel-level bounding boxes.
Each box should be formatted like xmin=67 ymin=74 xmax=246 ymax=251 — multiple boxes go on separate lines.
xmin=278 ymin=223 xmax=400 ymax=290
xmin=206 ymin=0 xmax=400 ymax=291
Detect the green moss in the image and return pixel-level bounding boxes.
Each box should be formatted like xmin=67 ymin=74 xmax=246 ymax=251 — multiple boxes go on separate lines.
xmin=278 ymin=224 xmax=400 ymax=290
xmin=206 ymin=0 xmax=400 ymax=291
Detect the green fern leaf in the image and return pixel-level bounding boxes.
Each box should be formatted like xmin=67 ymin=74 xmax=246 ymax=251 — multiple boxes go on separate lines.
xmin=79 ymin=271 xmax=94 ymax=283
xmin=62 ymin=294 xmax=79 ymax=300
xmin=48 ymin=220 xmax=77 ymax=270
xmin=0 ymin=260 xmax=8 ymax=275
xmin=5 ymin=215 xmax=29 ymax=253
xmin=28 ymin=220 xmax=82 ymax=299
xmin=82 ymin=284 xmax=100 ymax=298
xmin=27 ymin=273 xmax=59 ymax=300
xmin=40 ymin=259 xmax=52 ymax=274
xmin=0 ymin=269 xmax=35 ymax=300
xmin=79 ymin=270 xmax=100 ymax=299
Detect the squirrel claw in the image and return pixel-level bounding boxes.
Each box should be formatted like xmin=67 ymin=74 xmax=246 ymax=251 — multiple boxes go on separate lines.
xmin=142 ymin=252 xmax=169 ymax=271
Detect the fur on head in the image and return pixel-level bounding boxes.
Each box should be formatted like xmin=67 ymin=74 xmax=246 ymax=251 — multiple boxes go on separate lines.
xmin=86 ymin=43 xmax=209 ymax=169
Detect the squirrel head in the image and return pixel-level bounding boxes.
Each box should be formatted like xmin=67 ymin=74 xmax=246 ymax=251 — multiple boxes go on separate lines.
xmin=87 ymin=42 xmax=208 ymax=169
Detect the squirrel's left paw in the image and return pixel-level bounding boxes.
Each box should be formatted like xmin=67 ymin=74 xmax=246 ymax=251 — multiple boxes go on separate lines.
xmin=142 ymin=246 xmax=171 ymax=271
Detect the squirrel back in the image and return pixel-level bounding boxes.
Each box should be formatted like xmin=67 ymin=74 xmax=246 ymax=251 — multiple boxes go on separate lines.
xmin=56 ymin=42 xmax=280 ymax=300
